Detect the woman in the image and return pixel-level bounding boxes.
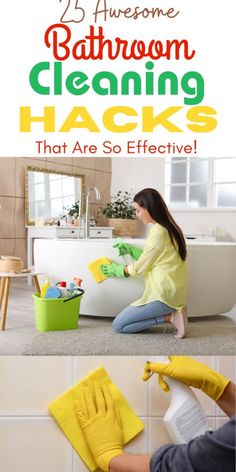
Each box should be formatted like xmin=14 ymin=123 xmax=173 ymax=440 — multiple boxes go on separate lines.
xmin=101 ymin=188 xmax=188 ymax=339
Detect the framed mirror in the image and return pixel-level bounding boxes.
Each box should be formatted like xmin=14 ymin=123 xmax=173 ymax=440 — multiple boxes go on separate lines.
xmin=25 ymin=166 xmax=86 ymax=225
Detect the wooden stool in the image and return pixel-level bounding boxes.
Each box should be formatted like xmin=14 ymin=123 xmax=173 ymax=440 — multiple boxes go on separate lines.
xmin=0 ymin=271 xmax=41 ymax=331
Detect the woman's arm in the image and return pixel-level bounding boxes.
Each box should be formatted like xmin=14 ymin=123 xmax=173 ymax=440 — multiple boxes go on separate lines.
xmin=216 ymin=381 xmax=236 ymax=417
xmin=109 ymin=453 xmax=151 ymax=472
xmin=127 ymin=229 xmax=165 ymax=277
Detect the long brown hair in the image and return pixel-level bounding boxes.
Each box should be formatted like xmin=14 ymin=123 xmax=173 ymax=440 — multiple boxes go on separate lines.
xmin=134 ymin=188 xmax=187 ymax=261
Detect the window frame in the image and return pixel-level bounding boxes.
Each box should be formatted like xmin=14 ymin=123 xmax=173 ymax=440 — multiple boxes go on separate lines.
xmin=165 ymin=157 xmax=236 ymax=211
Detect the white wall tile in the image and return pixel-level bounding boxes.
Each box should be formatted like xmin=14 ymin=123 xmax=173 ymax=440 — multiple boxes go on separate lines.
xmin=149 ymin=376 xmax=171 ymax=416
xmin=216 ymin=417 xmax=230 ymax=429
xmin=0 ymin=418 xmax=72 ymax=472
xmin=73 ymin=356 xmax=148 ymax=416
xmin=149 ymin=416 xmax=217 ymax=455
xmin=192 ymin=388 xmax=216 ymax=416
xmin=149 ymin=356 xmax=218 ymax=417
xmin=73 ymin=453 xmax=92 ymax=472
xmin=216 ymin=356 xmax=234 ymax=417
xmin=149 ymin=418 xmax=173 ymax=451
xmin=0 ymin=356 xmax=72 ymax=415
xmin=125 ymin=418 xmax=148 ymax=454
xmin=73 ymin=419 xmax=149 ymax=472
xmin=217 ymin=356 xmax=235 ymax=382
xmin=207 ymin=417 xmax=216 ymax=431
xmin=0 ymin=355 xmax=234 ymax=472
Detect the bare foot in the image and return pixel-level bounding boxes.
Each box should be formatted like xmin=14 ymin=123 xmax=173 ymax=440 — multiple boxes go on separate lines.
xmin=170 ymin=307 xmax=188 ymax=339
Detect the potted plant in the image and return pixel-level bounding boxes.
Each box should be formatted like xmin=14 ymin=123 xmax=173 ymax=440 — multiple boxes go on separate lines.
xmin=63 ymin=201 xmax=80 ymax=225
xmin=99 ymin=191 xmax=141 ymax=237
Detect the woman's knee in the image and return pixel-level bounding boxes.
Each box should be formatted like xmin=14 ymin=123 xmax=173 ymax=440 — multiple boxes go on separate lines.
xmin=112 ymin=307 xmax=132 ymax=333
xmin=112 ymin=317 xmax=124 ymax=333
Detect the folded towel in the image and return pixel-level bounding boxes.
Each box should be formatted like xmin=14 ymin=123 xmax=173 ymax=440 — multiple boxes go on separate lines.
xmin=87 ymin=257 xmax=111 ymax=283
xmin=48 ymin=366 xmax=144 ymax=471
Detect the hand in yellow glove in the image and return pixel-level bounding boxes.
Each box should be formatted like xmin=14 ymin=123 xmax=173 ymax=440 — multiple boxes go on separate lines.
xmin=75 ymin=381 xmax=124 ymax=472
xmin=143 ymin=356 xmax=230 ymax=401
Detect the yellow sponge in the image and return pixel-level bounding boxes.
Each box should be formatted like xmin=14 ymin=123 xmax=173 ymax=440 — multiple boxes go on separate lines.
xmin=48 ymin=366 xmax=144 ymax=471
xmin=87 ymin=256 xmax=111 ymax=283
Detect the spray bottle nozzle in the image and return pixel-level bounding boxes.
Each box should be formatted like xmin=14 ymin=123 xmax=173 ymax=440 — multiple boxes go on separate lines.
xmin=142 ymin=361 xmax=155 ymax=381
xmin=73 ymin=277 xmax=83 ymax=287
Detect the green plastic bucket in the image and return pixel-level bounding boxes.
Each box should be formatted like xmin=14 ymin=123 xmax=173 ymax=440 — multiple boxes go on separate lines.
xmin=33 ymin=289 xmax=84 ymax=332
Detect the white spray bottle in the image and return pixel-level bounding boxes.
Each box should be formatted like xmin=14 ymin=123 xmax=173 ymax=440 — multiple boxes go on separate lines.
xmin=148 ymin=356 xmax=210 ymax=444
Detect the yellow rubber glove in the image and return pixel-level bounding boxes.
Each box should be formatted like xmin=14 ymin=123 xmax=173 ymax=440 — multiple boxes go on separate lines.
xmin=75 ymin=381 xmax=124 ymax=472
xmin=143 ymin=356 xmax=230 ymax=401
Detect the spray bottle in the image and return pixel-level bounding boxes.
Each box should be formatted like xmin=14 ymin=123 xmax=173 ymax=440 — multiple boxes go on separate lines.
xmin=148 ymin=356 xmax=210 ymax=443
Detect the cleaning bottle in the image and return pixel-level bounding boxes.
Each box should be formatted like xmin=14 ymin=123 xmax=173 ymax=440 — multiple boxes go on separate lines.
xmin=149 ymin=356 xmax=210 ymax=444
xmin=40 ymin=279 xmax=50 ymax=298
xmin=56 ymin=281 xmax=69 ymax=298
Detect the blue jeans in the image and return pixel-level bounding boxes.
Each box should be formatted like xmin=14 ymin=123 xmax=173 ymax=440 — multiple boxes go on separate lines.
xmin=112 ymin=300 xmax=173 ymax=334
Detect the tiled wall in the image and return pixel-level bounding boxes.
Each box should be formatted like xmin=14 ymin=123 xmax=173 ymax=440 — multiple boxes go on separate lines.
xmin=0 ymin=355 xmax=234 ymax=472
xmin=0 ymin=157 xmax=112 ymax=265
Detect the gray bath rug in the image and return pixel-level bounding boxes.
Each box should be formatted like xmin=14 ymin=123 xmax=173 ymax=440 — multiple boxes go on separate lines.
xmin=22 ymin=316 xmax=236 ymax=356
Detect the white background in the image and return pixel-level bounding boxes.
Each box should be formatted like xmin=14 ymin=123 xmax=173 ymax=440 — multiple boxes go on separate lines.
xmin=0 ymin=0 xmax=235 ymax=157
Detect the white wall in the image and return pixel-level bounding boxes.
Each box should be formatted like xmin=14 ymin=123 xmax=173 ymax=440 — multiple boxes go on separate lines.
xmin=111 ymin=157 xmax=165 ymax=196
xmin=111 ymin=158 xmax=236 ymax=241
xmin=172 ymin=210 xmax=236 ymax=242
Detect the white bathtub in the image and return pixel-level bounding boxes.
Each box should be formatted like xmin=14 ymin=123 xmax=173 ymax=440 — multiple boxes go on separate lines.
xmin=34 ymin=238 xmax=236 ymax=317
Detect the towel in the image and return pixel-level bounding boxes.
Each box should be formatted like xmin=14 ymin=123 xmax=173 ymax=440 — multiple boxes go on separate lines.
xmin=48 ymin=367 xmax=144 ymax=471
xmin=87 ymin=257 xmax=111 ymax=283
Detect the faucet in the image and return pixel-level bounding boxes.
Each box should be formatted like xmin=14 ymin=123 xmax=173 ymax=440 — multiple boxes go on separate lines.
xmin=85 ymin=187 xmax=101 ymax=238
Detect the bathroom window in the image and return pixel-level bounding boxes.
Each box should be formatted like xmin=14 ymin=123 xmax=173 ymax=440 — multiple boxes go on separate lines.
xmin=165 ymin=157 xmax=208 ymax=208
xmin=165 ymin=157 xmax=236 ymax=209
xmin=214 ymin=158 xmax=236 ymax=207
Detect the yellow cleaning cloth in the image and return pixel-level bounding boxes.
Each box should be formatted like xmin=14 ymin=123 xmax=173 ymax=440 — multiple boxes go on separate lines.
xmin=48 ymin=367 xmax=144 ymax=471
xmin=87 ymin=257 xmax=111 ymax=283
